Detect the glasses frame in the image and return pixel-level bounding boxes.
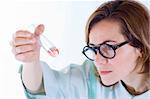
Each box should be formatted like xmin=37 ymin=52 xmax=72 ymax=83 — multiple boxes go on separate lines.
xmin=82 ymin=41 xmax=129 ymax=61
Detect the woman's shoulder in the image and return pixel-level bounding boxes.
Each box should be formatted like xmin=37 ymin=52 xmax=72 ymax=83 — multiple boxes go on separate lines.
xmin=40 ymin=60 xmax=95 ymax=76
xmin=40 ymin=60 xmax=96 ymax=89
xmin=39 ymin=60 xmax=96 ymax=98
xmin=69 ymin=60 xmax=95 ymax=75
xmin=99 ymin=81 xmax=150 ymax=99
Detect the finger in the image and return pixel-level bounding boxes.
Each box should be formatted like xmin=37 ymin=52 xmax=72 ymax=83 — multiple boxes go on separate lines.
xmin=13 ymin=37 xmax=36 ymax=47
xmin=34 ymin=24 xmax=45 ymax=36
xmin=15 ymin=44 xmax=35 ymax=54
xmin=14 ymin=30 xmax=33 ymax=38
xmin=15 ymin=51 xmax=37 ymax=62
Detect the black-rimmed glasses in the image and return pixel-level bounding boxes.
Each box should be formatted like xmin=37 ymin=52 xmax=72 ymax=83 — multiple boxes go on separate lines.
xmin=82 ymin=41 xmax=129 ymax=61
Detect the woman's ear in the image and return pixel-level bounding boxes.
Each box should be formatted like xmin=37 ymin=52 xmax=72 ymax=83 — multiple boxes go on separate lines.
xmin=135 ymin=48 xmax=142 ymax=57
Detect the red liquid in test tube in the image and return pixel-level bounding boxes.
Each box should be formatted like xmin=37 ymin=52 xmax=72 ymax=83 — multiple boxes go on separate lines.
xmin=47 ymin=47 xmax=59 ymax=57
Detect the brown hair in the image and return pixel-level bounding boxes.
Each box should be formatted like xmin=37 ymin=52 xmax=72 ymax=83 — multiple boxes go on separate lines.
xmin=85 ymin=0 xmax=150 ymax=74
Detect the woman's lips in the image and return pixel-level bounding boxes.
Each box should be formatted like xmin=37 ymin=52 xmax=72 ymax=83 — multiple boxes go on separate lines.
xmin=100 ymin=71 xmax=112 ymax=75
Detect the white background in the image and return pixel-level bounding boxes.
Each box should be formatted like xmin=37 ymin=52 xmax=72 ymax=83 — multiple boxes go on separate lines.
xmin=0 ymin=0 xmax=149 ymax=99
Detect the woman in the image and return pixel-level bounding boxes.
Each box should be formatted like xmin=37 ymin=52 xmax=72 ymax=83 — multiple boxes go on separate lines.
xmin=11 ymin=0 xmax=149 ymax=99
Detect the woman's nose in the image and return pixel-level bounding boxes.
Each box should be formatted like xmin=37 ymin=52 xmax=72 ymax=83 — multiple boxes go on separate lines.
xmin=95 ymin=52 xmax=108 ymax=65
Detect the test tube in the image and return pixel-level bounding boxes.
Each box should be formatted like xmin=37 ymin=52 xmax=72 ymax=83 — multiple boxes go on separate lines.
xmin=29 ymin=24 xmax=59 ymax=58
xmin=40 ymin=34 xmax=59 ymax=57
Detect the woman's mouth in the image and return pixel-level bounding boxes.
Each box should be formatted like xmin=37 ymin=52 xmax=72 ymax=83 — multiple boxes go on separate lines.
xmin=100 ymin=71 xmax=112 ymax=75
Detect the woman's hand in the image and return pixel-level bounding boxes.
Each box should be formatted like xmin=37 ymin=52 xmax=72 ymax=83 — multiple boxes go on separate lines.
xmin=11 ymin=24 xmax=44 ymax=63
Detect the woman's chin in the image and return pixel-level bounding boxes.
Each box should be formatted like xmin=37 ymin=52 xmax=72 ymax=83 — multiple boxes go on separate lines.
xmin=100 ymin=80 xmax=118 ymax=87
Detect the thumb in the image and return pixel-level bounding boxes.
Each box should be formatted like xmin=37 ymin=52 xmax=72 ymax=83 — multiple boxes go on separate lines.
xmin=34 ymin=24 xmax=45 ymax=36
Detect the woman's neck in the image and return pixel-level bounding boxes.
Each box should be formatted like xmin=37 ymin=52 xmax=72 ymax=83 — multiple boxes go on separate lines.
xmin=122 ymin=71 xmax=149 ymax=96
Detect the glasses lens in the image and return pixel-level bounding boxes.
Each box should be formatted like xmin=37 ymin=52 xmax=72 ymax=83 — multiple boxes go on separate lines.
xmin=83 ymin=46 xmax=95 ymax=61
xmin=100 ymin=44 xmax=115 ymax=58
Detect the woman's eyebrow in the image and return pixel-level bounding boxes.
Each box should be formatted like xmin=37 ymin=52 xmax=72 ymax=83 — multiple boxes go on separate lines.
xmin=89 ymin=40 xmax=116 ymax=46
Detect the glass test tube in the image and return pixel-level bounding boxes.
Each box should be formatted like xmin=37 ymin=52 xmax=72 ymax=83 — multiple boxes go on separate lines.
xmin=40 ymin=34 xmax=59 ymax=57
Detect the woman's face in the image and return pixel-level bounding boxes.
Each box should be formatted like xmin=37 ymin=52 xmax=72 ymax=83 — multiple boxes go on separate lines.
xmin=89 ymin=20 xmax=140 ymax=86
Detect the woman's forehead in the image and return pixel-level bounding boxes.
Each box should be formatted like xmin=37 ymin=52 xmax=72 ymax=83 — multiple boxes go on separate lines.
xmin=89 ymin=20 xmax=125 ymax=44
